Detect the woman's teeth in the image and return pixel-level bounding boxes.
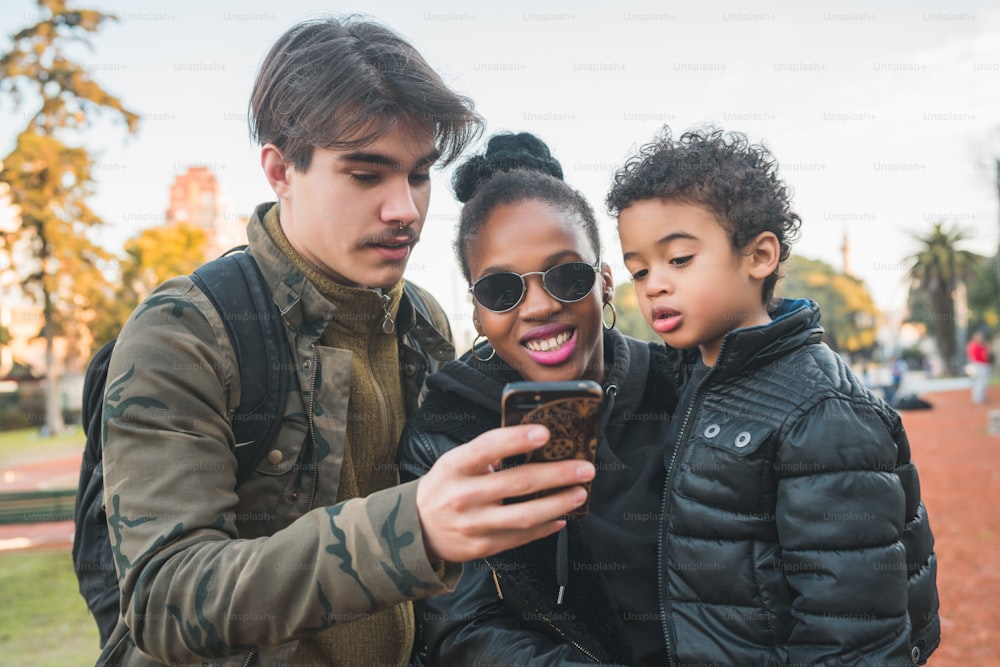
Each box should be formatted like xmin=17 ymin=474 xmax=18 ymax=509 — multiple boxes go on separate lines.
xmin=524 ymin=330 xmax=572 ymax=352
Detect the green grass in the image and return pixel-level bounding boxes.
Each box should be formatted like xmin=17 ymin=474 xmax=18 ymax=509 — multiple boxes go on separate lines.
xmin=0 ymin=430 xmax=97 ymax=664
xmin=0 ymin=551 xmax=101 ymax=666
xmin=0 ymin=427 xmax=84 ymax=466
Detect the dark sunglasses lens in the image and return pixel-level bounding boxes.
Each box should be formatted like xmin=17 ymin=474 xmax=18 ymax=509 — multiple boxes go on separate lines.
xmin=545 ymin=263 xmax=596 ymax=302
xmin=474 ymin=274 xmax=524 ymax=311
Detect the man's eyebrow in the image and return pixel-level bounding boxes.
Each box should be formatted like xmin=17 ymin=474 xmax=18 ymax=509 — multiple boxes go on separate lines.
xmin=339 ymin=149 xmax=441 ymax=170
xmin=622 ymin=231 xmax=697 ymax=261
xmin=415 ymin=149 xmax=442 ymax=168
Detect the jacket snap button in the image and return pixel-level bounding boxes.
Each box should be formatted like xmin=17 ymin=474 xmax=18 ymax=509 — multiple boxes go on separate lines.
xmin=403 ymin=363 xmax=417 ymax=376
xmin=735 ymin=431 xmax=752 ymax=448
xmin=302 ymin=359 xmax=311 ymax=370
xmin=704 ymin=424 xmax=720 ymax=438
xmin=267 ymin=450 xmax=283 ymax=465
xmin=910 ymin=646 xmax=920 ymax=663
xmin=289 ymin=490 xmax=299 ymax=501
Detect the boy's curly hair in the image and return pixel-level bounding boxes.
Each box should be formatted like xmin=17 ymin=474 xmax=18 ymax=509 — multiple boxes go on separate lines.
xmin=606 ymin=125 xmax=802 ymax=304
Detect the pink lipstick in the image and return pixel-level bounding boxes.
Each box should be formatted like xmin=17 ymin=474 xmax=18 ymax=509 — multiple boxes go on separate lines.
xmin=521 ymin=324 xmax=577 ymax=366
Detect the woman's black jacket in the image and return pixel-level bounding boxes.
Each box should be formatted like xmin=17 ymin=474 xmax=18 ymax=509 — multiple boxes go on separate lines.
xmin=399 ymin=328 xmax=682 ymax=665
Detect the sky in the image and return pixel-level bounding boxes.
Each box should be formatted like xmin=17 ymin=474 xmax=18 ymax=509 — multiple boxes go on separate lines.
xmin=2 ymin=0 xmax=999 ymax=342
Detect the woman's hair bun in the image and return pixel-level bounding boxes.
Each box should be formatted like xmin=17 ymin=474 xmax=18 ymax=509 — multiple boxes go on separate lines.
xmin=452 ymin=132 xmax=563 ymax=203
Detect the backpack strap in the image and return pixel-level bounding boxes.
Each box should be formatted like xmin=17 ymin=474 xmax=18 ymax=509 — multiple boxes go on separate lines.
xmin=191 ymin=250 xmax=289 ymax=486
xmin=402 ymin=281 xmax=454 ymax=366
xmin=73 ymin=337 xmax=121 ymax=646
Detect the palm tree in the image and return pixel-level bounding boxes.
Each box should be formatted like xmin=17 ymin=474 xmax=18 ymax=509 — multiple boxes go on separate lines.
xmin=906 ymin=222 xmax=982 ymax=375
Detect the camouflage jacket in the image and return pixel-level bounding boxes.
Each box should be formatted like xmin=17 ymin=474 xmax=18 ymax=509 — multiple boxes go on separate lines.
xmin=97 ymin=202 xmax=458 ymax=666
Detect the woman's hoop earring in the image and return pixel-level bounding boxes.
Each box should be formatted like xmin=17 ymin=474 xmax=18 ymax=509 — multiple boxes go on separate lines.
xmin=471 ymin=334 xmax=496 ymax=361
xmin=602 ymin=302 xmax=618 ymax=330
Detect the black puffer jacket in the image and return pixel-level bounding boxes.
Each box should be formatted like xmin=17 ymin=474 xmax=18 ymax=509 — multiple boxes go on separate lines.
xmin=399 ymin=328 xmax=686 ymax=665
xmin=656 ymin=298 xmax=939 ymax=666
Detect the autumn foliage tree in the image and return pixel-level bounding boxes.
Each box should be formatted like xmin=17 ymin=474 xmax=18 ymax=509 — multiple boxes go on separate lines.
xmin=0 ymin=0 xmax=138 ymax=433
xmin=87 ymin=223 xmax=209 ymax=348
xmin=776 ymin=255 xmax=880 ymax=357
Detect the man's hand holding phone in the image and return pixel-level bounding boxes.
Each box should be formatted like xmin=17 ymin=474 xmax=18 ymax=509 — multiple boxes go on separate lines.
xmin=500 ymin=380 xmax=602 ymax=516
xmin=416 ymin=423 xmax=596 ymax=563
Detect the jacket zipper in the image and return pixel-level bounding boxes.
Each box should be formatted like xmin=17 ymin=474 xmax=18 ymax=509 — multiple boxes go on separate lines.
xmin=484 ymin=559 xmax=601 ymax=663
xmin=365 ymin=294 xmax=391 ymax=458
xmin=657 ymin=351 xmax=721 ymax=667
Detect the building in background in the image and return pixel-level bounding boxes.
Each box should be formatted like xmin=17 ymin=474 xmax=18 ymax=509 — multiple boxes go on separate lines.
xmin=166 ymin=166 xmax=246 ymax=257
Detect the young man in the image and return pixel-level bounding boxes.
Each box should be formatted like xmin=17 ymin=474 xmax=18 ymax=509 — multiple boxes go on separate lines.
xmin=98 ymin=18 xmax=593 ymax=666
xmin=608 ymin=126 xmax=939 ymax=665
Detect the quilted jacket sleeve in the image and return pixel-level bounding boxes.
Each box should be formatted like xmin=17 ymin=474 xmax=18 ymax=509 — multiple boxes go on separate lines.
xmin=102 ymin=278 xmax=458 ymax=664
xmin=885 ymin=409 xmax=940 ymax=663
xmin=775 ymin=394 xmax=937 ymax=666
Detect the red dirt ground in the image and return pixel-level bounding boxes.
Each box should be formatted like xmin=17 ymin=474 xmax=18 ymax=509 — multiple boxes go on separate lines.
xmin=1 ymin=386 xmax=998 ymax=665
xmin=900 ymin=386 xmax=1000 ymax=666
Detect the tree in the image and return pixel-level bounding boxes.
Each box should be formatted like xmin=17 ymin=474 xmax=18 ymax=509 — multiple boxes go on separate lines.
xmin=87 ymin=223 xmax=209 ymax=348
xmin=905 ymin=221 xmax=982 ymax=376
xmin=777 ymin=255 xmax=879 ymax=358
xmin=966 ymin=254 xmax=1000 ymax=335
xmin=0 ymin=0 xmax=138 ymax=433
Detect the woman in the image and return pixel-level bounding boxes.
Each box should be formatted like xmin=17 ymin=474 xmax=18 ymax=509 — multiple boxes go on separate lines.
xmin=398 ymin=132 xmax=693 ymax=665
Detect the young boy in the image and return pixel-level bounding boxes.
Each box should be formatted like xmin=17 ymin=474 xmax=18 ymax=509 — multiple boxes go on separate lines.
xmin=608 ymin=126 xmax=940 ymax=666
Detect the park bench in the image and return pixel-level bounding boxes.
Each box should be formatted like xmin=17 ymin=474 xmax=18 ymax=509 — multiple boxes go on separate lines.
xmin=0 ymin=488 xmax=77 ymax=525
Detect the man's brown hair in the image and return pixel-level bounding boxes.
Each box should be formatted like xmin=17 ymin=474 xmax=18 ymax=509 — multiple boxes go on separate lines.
xmin=249 ymin=16 xmax=482 ymax=171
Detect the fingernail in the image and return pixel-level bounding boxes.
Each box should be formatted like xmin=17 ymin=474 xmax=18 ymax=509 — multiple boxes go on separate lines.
xmin=574 ymin=488 xmax=588 ymax=504
xmin=527 ymin=426 xmax=548 ymax=444
xmin=576 ymin=463 xmax=595 ymax=480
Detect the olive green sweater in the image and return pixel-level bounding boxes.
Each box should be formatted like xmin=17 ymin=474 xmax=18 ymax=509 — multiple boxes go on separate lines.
xmin=263 ymin=207 xmax=414 ymax=666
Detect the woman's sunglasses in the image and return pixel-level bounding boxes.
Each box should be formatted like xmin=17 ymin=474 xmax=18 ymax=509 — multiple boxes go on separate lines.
xmin=469 ymin=261 xmax=601 ymax=313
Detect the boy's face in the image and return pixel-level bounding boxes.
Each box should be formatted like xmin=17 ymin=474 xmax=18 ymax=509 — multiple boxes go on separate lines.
xmin=618 ymin=199 xmax=773 ymax=366
xmin=467 ymin=199 xmax=610 ymax=384
xmin=265 ymin=125 xmax=440 ymax=289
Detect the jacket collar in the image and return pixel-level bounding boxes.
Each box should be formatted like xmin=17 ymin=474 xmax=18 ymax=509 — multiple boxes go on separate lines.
xmin=246 ymin=201 xmax=419 ymax=342
xmin=710 ymin=297 xmax=823 ymax=379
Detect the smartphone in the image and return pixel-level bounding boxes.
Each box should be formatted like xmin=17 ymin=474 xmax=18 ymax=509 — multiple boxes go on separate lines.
xmin=500 ymin=380 xmax=603 ymax=517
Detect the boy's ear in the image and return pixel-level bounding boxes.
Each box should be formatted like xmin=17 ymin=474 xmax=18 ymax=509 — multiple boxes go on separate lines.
xmin=261 ymin=143 xmax=291 ymax=198
xmin=472 ymin=310 xmax=485 ymax=336
xmin=747 ymin=231 xmax=780 ymax=280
